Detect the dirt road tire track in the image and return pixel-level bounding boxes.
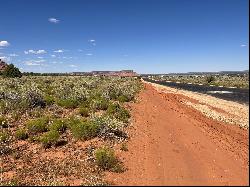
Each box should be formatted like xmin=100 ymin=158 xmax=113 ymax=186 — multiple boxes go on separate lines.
xmin=106 ymin=83 xmax=249 ymax=186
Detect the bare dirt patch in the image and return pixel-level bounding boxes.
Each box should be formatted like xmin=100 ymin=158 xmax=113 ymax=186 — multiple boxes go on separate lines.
xmin=106 ymin=83 xmax=249 ymax=186
xmin=147 ymin=81 xmax=249 ymax=128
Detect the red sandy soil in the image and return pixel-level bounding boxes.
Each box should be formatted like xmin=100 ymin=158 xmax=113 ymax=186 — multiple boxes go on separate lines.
xmin=106 ymin=83 xmax=249 ymax=186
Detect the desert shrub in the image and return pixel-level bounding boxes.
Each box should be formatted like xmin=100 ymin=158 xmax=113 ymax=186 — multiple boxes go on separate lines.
xmin=29 ymin=108 xmax=44 ymax=118
xmin=11 ymin=112 xmax=22 ymax=122
xmin=95 ymin=147 xmax=123 ymax=172
xmin=15 ymin=128 xmax=28 ymax=140
xmin=26 ymin=117 xmax=49 ymax=134
xmin=28 ymin=135 xmax=40 ymax=142
xmin=39 ymin=130 xmax=60 ymax=148
xmin=70 ymin=120 xmax=100 ymax=140
xmin=79 ymin=99 xmax=91 ymax=108
xmin=57 ymin=99 xmax=79 ymax=109
xmin=78 ymin=107 xmax=90 ymax=117
xmin=49 ymin=119 xmax=67 ymax=133
xmin=0 ymin=116 xmax=8 ymax=128
xmin=117 ymin=95 xmax=130 ymax=103
xmin=91 ymin=115 xmax=127 ymax=139
xmin=107 ymin=103 xmax=130 ymax=123
xmin=120 ymin=142 xmax=128 ymax=151
xmin=0 ymin=180 xmax=19 ymax=186
xmin=44 ymin=95 xmax=55 ymax=105
xmin=206 ymin=75 xmax=215 ymax=83
xmin=92 ymin=97 xmax=110 ymax=111
xmin=26 ymin=91 xmax=46 ymax=108
xmin=0 ymin=131 xmax=9 ymax=143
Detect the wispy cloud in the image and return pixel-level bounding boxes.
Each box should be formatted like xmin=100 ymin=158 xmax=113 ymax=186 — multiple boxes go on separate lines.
xmin=51 ymin=54 xmax=56 ymax=57
xmin=0 ymin=56 xmax=11 ymax=61
xmin=9 ymin=54 xmax=18 ymax=57
xmin=88 ymin=39 xmax=96 ymax=46
xmin=0 ymin=41 xmax=10 ymax=47
xmin=24 ymin=59 xmax=45 ymax=66
xmin=24 ymin=49 xmax=47 ymax=54
xmin=54 ymin=49 xmax=64 ymax=53
xmin=241 ymin=44 xmax=247 ymax=47
xmin=78 ymin=49 xmax=83 ymax=52
xmin=69 ymin=64 xmax=77 ymax=67
xmin=48 ymin=17 xmax=60 ymax=24
xmin=51 ymin=61 xmax=62 ymax=64
xmin=85 ymin=53 xmax=93 ymax=56
xmin=24 ymin=61 xmax=41 ymax=66
xmin=37 ymin=56 xmax=44 ymax=59
xmin=62 ymin=56 xmax=73 ymax=59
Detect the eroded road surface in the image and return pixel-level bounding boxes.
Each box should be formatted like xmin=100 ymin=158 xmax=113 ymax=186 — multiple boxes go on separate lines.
xmin=106 ymin=83 xmax=249 ymax=186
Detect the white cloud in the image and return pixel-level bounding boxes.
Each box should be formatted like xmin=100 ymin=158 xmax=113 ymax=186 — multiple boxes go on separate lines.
xmin=54 ymin=49 xmax=64 ymax=53
xmin=24 ymin=49 xmax=47 ymax=54
xmin=62 ymin=56 xmax=73 ymax=59
xmin=36 ymin=50 xmax=46 ymax=54
xmin=0 ymin=41 xmax=10 ymax=47
xmin=241 ymin=44 xmax=247 ymax=47
xmin=51 ymin=61 xmax=63 ymax=64
xmin=9 ymin=54 xmax=18 ymax=57
xmin=24 ymin=61 xmax=40 ymax=66
xmin=69 ymin=64 xmax=77 ymax=67
xmin=36 ymin=59 xmax=45 ymax=63
xmin=51 ymin=54 xmax=56 ymax=57
xmin=37 ymin=56 xmax=44 ymax=59
xmin=78 ymin=49 xmax=83 ymax=52
xmin=88 ymin=39 xmax=96 ymax=46
xmin=85 ymin=53 xmax=93 ymax=56
xmin=0 ymin=56 xmax=11 ymax=61
xmin=24 ymin=59 xmax=45 ymax=66
xmin=48 ymin=17 xmax=60 ymax=23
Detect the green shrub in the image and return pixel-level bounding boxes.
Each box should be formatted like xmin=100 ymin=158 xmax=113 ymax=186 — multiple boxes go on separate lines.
xmin=44 ymin=95 xmax=55 ymax=105
xmin=95 ymin=147 xmax=120 ymax=171
xmin=78 ymin=107 xmax=90 ymax=117
xmin=49 ymin=119 xmax=67 ymax=133
xmin=93 ymin=98 xmax=109 ymax=110
xmin=26 ymin=91 xmax=46 ymax=108
xmin=107 ymin=103 xmax=130 ymax=123
xmin=29 ymin=108 xmax=44 ymax=117
xmin=57 ymin=99 xmax=79 ymax=109
xmin=117 ymin=95 xmax=130 ymax=103
xmin=79 ymin=100 xmax=91 ymax=108
xmin=0 ymin=116 xmax=8 ymax=128
xmin=66 ymin=117 xmax=84 ymax=128
xmin=40 ymin=130 xmax=60 ymax=148
xmin=120 ymin=143 xmax=128 ymax=151
xmin=28 ymin=135 xmax=40 ymax=142
xmin=91 ymin=116 xmax=127 ymax=139
xmin=11 ymin=112 xmax=22 ymax=122
xmin=15 ymin=128 xmax=28 ymax=140
xmin=206 ymin=75 xmax=215 ymax=83
xmin=0 ymin=131 xmax=9 ymax=143
xmin=26 ymin=117 xmax=49 ymax=134
xmin=70 ymin=120 xmax=100 ymax=140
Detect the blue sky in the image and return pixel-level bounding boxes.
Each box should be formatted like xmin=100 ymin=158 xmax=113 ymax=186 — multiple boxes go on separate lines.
xmin=0 ymin=0 xmax=249 ymax=73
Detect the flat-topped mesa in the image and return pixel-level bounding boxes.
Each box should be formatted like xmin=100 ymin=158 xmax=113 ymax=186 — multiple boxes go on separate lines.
xmin=72 ymin=70 xmax=138 ymax=77
xmin=0 ymin=59 xmax=8 ymax=72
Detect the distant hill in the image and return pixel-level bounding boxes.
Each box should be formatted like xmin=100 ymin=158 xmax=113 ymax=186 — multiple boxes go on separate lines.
xmin=141 ymin=70 xmax=249 ymax=76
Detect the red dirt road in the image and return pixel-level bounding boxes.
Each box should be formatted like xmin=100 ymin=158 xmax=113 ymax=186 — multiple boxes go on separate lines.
xmin=106 ymin=83 xmax=249 ymax=186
